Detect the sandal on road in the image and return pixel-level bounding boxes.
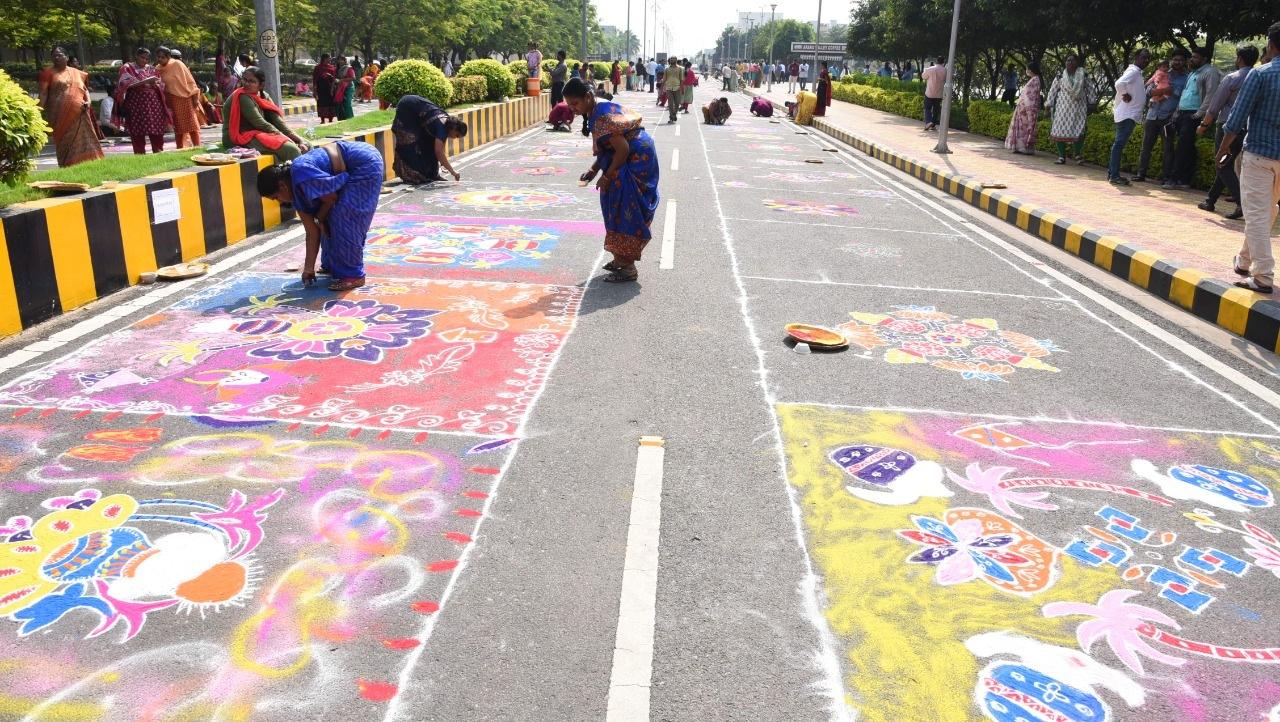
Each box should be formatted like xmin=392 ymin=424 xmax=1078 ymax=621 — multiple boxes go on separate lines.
xmin=329 ymin=277 xmax=367 ymax=292
xmin=603 ymin=268 xmax=638 ymax=283
xmin=603 ymin=261 xmax=622 ymax=272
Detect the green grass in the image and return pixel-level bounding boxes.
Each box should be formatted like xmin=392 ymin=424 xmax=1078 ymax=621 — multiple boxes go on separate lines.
xmin=304 ymin=101 xmax=489 ymax=139
xmin=1 ymin=148 xmax=202 ymax=208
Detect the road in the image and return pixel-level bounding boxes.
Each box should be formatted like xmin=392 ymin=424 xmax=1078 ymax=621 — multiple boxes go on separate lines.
xmin=2 ymin=85 xmax=1280 ymax=722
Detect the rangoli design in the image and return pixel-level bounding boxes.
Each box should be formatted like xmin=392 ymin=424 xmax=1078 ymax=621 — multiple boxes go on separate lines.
xmin=512 ymin=167 xmax=567 ymax=176
xmin=839 ymin=305 xmax=1062 ymax=381
xmin=0 ymin=486 xmax=283 ymax=639
xmin=763 ymin=198 xmax=859 ymax=217
xmin=436 ymin=189 xmax=576 ymax=210
xmin=898 ymin=508 xmax=1060 ymax=595
xmin=761 ymin=171 xmax=861 ymax=184
xmin=0 ymin=275 xmax=583 ymax=433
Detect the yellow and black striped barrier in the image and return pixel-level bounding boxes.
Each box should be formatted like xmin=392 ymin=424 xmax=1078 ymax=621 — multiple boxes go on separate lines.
xmin=0 ymin=93 xmax=548 ymax=338
xmin=749 ymin=91 xmax=1279 ymax=355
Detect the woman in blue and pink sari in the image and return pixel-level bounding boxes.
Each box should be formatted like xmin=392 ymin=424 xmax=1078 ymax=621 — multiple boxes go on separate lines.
xmin=564 ymin=78 xmax=660 ymax=283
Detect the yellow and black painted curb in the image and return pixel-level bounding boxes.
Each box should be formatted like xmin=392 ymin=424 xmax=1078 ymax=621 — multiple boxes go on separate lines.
xmin=0 ymin=93 xmax=549 ymax=338
xmin=748 ymin=92 xmax=1280 ymax=354
xmin=281 ymin=101 xmax=317 ymax=117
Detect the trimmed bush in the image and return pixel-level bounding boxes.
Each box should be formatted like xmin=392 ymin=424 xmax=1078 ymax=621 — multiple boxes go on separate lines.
xmin=375 ymin=59 xmax=452 ymax=108
xmin=0 ymin=69 xmax=49 ymax=186
xmin=507 ymin=59 xmax=550 ymax=90
xmin=841 ymin=72 xmax=924 ymax=94
xmin=966 ymin=99 xmax=1216 ymax=187
xmin=458 ymin=59 xmax=517 ymax=101
xmin=589 ymin=62 xmax=610 ymax=81
xmin=449 ymin=75 xmax=488 ymax=105
xmin=831 ymin=82 xmax=926 ymax=122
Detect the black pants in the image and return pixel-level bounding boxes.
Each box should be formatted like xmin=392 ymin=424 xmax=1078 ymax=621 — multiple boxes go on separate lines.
xmin=1207 ymin=130 xmax=1243 ymax=206
xmin=923 ymin=97 xmax=941 ymax=126
xmin=1137 ymin=117 xmax=1175 ymax=180
xmin=648 ymin=76 xmax=655 ymax=92
xmin=1172 ymin=112 xmax=1199 ymax=184
xmin=551 ymin=81 xmax=565 ymax=106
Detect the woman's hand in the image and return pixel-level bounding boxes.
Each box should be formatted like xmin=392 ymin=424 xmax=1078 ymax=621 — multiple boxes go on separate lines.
xmin=302 ymin=262 xmax=317 ymax=287
xmin=450 ymin=169 xmax=461 ymax=181
xmin=596 ymin=170 xmax=616 ymax=191
xmin=297 ymin=140 xmax=311 ymax=152
xmin=579 ymin=168 xmax=598 ymax=185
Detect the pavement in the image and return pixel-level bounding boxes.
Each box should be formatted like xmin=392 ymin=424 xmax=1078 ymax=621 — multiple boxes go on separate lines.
xmin=1 ymin=86 xmax=1280 ymax=722
xmin=750 ymin=84 xmax=1280 ymax=291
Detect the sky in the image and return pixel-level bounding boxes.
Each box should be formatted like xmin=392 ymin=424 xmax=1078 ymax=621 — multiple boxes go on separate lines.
xmin=593 ymin=0 xmax=853 ymax=56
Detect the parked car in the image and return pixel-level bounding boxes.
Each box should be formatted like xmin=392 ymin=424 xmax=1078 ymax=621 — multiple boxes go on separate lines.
xmin=94 ymin=59 xmax=124 ymax=68
xmin=295 ymin=58 xmax=318 ymax=68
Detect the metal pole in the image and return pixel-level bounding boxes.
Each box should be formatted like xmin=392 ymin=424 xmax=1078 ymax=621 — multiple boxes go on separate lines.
xmin=812 ymin=0 xmax=821 ymax=87
xmin=642 ymin=0 xmax=647 ymax=63
xmin=767 ymin=4 xmax=776 ymax=92
xmin=626 ymin=0 xmax=631 ymax=68
xmin=580 ymin=0 xmax=588 ymax=64
xmin=253 ymin=0 xmax=282 ymax=107
xmin=933 ymin=0 xmax=961 ymax=154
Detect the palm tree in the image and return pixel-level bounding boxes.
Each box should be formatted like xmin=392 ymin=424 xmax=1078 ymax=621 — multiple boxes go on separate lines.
xmin=1042 ymin=589 xmax=1186 ymax=676
xmin=946 ymin=463 xmax=1056 ymax=518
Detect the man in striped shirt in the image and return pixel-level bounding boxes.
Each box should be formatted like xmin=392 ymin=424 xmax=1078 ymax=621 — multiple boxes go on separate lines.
xmin=1220 ymin=22 xmax=1280 ymax=293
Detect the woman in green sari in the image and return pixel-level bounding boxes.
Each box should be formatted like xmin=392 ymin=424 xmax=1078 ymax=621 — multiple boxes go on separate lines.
xmin=222 ymin=66 xmax=310 ymax=160
xmin=334 ymin=55 xmax=356 ymax=120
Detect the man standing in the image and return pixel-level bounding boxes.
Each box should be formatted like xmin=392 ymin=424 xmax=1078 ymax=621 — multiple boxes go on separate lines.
xmin=663 ymin=57 xmax=684 ymax=123
xmin=1002 ymin=63 xmax=1018 ymax=105
xmin=799 ymin=61 xmax=809 ymax=91
xmin=1108 ymin=48 xmax=1152 ymax=186
xmin=636 ymin=57 xmax=648 ymax=94
xmin=1219 ymin=22 xmax=1280 ymax=294
xmin=1167 ymin=48 xmax=1223 ymax=189
xmin=1134 ymin=55 xmax=1185 ymax=183
xmin=722 ymin=62 xmax=732 ymax=91
xmin=788 ymin=59 xmax=800 ymax=93
xmin=526 ymin=42 xmax=543 ymax=84
xmin=1197 ymin=45 xmax=1259 ymax=219
xmin=647 ymin=58 xmax=659 ymax=92
xmin=550 ymin=50 xmax=568 ymax=106
xmin=921 ymin=56 xmax=946 ymax=131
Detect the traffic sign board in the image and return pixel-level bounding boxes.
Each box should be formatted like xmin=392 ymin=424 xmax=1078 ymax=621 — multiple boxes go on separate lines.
xmin=790 ymin=42 xmax=846 ymax=54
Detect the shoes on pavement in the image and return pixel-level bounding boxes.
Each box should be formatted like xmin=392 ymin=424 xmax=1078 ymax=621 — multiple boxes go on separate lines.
xmin=1109 ymin=177 xmax=1131 ymax=186
xmin=1163 ymin=181 xmax=1189 ymax=190
xmin=1225 ymin=207 xmax=1243 ymax=220
xmin=1233 ymin=255 xmax=1251 ymax=277
xmin=1074 ymin=155 xmax=1086 ymax=165
xmin=1131 ymin=175 xmax=1147 ymax=182
xmin=1055 ymin=157 xmax=1066 ymax=165
xmin=1234 ymin=278 xmax=1274 ymax=294
xmin=1197 ymin=200 xmax=1215 ymax=212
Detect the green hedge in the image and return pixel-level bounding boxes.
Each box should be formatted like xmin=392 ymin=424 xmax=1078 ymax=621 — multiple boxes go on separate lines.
xmin=966 ymin=99 xmax=1216 ymax=187
xmin=589 ymin=62 xmax=611 ymax=81
xmin=832 ymin=82 xmax=926 ymax=122
xmin=0 ymin=69 xmax=48 ymax=186
xmin=842 ymin=72 xmax=924 ymax=94
xmin=457 ymin=58 xmax=516 ymax=101
xmin=449 ymin=75 xmax=488 ymax=105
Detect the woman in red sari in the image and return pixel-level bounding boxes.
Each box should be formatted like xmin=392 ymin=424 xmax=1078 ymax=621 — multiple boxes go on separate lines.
xmin=814 ymin=61 xmax=833 ymax=117
xmin=114 ymin=48 xmax=172 ymax=154
xmin=38 ymin=47 xmax=104 ymax=167
xmin=313 ymin=53 xmax=337 ymax=123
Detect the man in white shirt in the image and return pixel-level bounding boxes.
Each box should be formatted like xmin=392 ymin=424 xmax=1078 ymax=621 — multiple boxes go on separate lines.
xmin=799 ymin=62 xmax=810 ymax=91
xmin=921 ymin=56 xmax=947 ymax=131
xmin=1108 ymin=48 xmax=1152 ymax=186
xmin=648 ymin=59 xmax=659 ymax=92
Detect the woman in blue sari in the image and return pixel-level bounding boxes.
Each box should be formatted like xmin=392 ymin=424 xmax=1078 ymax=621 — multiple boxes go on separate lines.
xmin=563 ymin=78 xmax=660 ymax=283
xmin=256 ymin=141 xmax=385 ymax=291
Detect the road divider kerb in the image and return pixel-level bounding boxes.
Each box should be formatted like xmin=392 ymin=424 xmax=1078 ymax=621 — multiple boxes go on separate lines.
xmin=0 ymin=94 xmax=550 ymax=339
xmin=746 ymin=90 xmax=1280 ymax=355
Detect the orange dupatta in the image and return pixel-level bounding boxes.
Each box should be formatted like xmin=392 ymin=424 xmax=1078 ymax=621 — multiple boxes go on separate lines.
xmin=228 ymin=88 xmax=288 ymax=150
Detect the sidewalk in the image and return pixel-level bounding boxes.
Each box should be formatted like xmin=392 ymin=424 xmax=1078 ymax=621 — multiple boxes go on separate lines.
xmin=750 ymin=85 xmax=1280 ymax=352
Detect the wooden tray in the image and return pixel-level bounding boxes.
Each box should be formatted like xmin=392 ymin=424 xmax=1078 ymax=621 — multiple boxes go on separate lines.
xmin=27 ymin=180 xmax=90 ymax=195
xmin=785 ymin=323 xmax=848 ymax=348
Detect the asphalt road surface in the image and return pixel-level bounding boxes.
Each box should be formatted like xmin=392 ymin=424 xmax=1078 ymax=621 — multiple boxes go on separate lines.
xmin=2 ymin=86 xmax=1280 ymax=722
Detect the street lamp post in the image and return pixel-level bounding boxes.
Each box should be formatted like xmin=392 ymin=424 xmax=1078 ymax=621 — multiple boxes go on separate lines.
xmin=580 ymin=0 xmax=588 ymax=65
xmin=767 ymin=3 xmax=776 ymax=92
xmin=933 ymin=0 xmax=961 ymax=154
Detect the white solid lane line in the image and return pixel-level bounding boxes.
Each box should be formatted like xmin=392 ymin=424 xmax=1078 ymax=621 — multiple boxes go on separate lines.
xmin=604 ymin=436 xmax=667 ymax=722
xmin=659 ymin=201 xmax=678 ymax=270
xmin=675 ymin=124 xmax=682 ymax=137
xmin=670 ymin=148 xmax=680 ymax=171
